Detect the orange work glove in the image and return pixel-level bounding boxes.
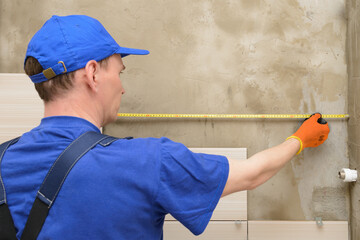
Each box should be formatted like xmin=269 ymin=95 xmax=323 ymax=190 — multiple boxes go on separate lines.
xmin=286 ymin=113 xmax=330 ymax=155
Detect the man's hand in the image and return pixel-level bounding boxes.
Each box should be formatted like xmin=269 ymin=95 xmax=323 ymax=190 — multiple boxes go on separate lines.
xmin=287 ymin=113 xmax=330 ymax=155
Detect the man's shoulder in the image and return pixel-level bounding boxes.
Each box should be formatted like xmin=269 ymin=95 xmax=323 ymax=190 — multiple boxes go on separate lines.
xmin=107 ymin=136 xmax=175 ymax=146
xmin=95 ymin=136 xmax=167 ymax=155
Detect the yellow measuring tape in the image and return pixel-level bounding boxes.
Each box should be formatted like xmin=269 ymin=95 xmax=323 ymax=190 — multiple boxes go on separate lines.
xmin=117 ymin=113 xmax=349 ymax=119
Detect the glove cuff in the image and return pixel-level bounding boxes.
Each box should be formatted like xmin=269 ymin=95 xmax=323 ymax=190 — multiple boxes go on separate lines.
xmin=286 ymin=136 xmax=303 ymax=155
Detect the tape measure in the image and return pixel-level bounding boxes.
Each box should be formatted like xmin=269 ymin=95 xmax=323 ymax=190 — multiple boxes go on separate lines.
xmin=117 ymin=113 xmax=349 ymax=119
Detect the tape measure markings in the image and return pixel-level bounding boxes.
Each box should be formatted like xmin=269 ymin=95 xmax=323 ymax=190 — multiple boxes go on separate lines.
xmin=117 ymin=113 xmax=349 ymax=119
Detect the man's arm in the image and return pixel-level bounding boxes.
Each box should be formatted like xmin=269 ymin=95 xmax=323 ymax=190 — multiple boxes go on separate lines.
xmin=221 ymin=113 xmax=330 ymax=197
xmin=222 ymin=138 xmax=299 ymax=196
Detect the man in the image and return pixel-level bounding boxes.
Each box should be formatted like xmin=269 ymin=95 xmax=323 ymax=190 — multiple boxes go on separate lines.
xmin=0 ymin=15 xmax=329 ymax=239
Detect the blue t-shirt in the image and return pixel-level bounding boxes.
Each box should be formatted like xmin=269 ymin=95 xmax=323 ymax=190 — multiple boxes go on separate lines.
xmin=2 ymin=116 xmax=229 ymax=239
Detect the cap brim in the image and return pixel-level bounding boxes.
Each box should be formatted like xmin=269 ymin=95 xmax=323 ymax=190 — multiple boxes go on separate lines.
xmin=116 ymin=46 xmax=150 ymax=58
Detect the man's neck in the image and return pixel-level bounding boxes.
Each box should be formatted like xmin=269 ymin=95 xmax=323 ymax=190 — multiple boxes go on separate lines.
xmin=44 ymin=98 xmax=102 ymax=129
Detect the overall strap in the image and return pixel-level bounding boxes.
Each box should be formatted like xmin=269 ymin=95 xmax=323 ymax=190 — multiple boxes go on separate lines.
xmin=20 ymin=131 xmax=118 ymax=240
xmin=0 ymin=137 xmax=21 ymax=240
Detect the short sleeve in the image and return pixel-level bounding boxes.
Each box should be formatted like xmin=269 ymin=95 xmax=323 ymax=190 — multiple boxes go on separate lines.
xmin=154 ymin=137 xmax=229 ymax=235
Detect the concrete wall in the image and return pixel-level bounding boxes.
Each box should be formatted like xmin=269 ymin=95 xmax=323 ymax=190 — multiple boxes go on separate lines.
xmin=0 ymin=0 xmax=349 ymax=221
xmin=347 ymin=0 xmax=360 ymax=239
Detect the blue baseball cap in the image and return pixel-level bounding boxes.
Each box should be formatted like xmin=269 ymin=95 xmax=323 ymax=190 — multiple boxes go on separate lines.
xmin=25 ymin=15 xmax=149 ymax=83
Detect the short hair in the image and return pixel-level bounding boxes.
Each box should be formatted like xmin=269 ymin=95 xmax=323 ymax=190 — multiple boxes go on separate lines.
xmin=24 ymin=56 xmax=111 ymax=102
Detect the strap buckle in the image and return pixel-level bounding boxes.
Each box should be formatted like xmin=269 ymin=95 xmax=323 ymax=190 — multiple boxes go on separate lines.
xmin=58 ymin=61 xmax=67 ymax=73
xmin=41 ymin=61 xmax=67 ymax=80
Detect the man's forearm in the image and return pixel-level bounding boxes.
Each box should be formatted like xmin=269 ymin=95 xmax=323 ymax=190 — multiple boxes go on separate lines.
xmin=222 ymin=138 xmax=300 ymax=196
xmin=245 ymin=138 xmax=300 ymax=190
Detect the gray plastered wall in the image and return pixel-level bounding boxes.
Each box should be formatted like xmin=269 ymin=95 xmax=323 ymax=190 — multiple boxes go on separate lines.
xmin=0 ymin=0 xmax=349 ymax=223
xmin=347 ymin=0 xmax=360 ymax=239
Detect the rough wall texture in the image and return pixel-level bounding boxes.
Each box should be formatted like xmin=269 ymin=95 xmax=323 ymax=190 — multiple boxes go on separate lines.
xmin=347 ymin=0 xmax=360 ymax=239
xmin=0 ymin=0 xmax=349 ymax=221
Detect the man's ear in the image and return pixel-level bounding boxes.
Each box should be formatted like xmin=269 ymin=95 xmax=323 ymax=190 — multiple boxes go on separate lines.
xmin=84 ymin=60 xmax=100 ymax=92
